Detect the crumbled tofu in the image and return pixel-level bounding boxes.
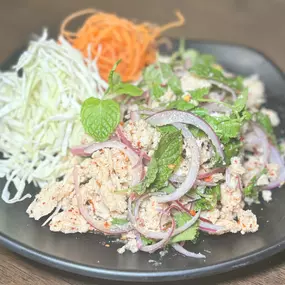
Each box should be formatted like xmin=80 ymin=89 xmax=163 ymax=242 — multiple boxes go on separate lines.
xmin=201 ymin=209 xmax=220 ymax=224
xmin=256 ymin=174 xmax=269 ymax=186
xmin=181 ymin=74 xmax=211 ymax=92
xmin=237 ymin=209 xmax=259 ymax=234
xmin=49 ymin=207 xmax=90 ymax=234
xmin=228 ymin=157 xmax=246 ymax=176
xmin=117 ymin=238 xmax=139 ymax=254
xmin=196 ymin=138 xmax=214 ymax=165
xmin=124 ymin=119 xmax=161 ymax=156
xmin=243 ymin=75 xmax=265 ymax=109
xmin=262 ymin=190 xmax=272 ymax=202
xmin=158 ymin=89 xmax=177 ymax=103
xmin=261 ymin=108 xmax=280 ymax=127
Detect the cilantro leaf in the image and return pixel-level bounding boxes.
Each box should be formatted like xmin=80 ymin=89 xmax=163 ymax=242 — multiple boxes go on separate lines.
xmin=190 ymin=64 xmax=243 ymax=91
xmin=167 ymin=100 xmax=196 ymax=111
xmin=190 ymin=88 xmax=210 ymax=101
xmin=143 ymin=63 xmax=182 ymax=98
xmin=151 ymin=130 xmax=183 ymax=189
xmin=233 ymin=89 xmax=248 ymax=113
xmin=105 ymin=60 xmax=143 ymax=97
xmin=244 ymin=169 xmax=267 ymax=200
xmin=171 ymin=212 xmax=199 ymax=243
xmin=256 ymin=113 xmax=277 ymax=145
xmin=81 ymin=98 xmax=120 ymax=142
xmin=224 ymin=139 xmax=242 ymax=165
xmin=111 ymin=218 xmax=129 ymax=226
xmin=195 ymin=185 xmax=221 ymax=211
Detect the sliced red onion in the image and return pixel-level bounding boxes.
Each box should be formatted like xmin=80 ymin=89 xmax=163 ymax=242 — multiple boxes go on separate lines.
xmin=196 ymin=180 xmax=217 ymax=187
xmin=154 ymin=123 xmax=200 ymax=203
xmin=252 ymin=124 xmax=270 ymax=164
xmin=172 ymin=243 xmax=206 ymax=259
xmin=84 ymin=140 xmax=142 ymax=186
xmin=139 ymin=217 xmax=175 ymax=253
xmin=70 ymin=143 xmax=93 ymax=156
xmin=203 ymin=103 xmax=231 ymax=114
xmin=147 ymin=110 xmax=224 ymax=159
xmin=73 ymin=167 xmax=131 ymax=235
xmin=198 ymin=167 xmax=225 ymax=180
xmin=116 ymin=125 xmax=151 ymax=161
xmin=128 ymin=194 xmax=201 ymax=239
xmin=130 ymin=111 xmax=140 ymax=122
xmin=265 ymin=145 xmax=285 ymax=189
xmin=199 ymin=220 xmax=224 ymax=233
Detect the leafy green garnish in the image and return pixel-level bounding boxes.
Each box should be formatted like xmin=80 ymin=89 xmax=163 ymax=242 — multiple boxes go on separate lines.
xmin=244 ymin=169 xmax=267 ymax=200
xmin=141 ymin=236 xmax=155 ymax=246
xmin=132 ymin=158 xmax=158 ymax=194
xmin=232 ymin=89 xmax=248 ymax=113
xmin=224 ymin=139 xmax=243 ymax=165
xmin=111 ymin=218 xmax=129 ymax=226
xmin=80 ymin=98 xmax=120 ymax=142
xmin=151 ymin=130 xmax=183 ymax=189
xmin=167 ymin=100 xmax=196 ymax=111
xmin=188 ymin=126 xmax=206 ymax=138
xmin=143 ymin=62 xmax=182 ymax=98
xmin=195 ymin=185 xmax=221 ymax=211
xmin=190 ymin=87 xmax=210 ymax=101
xmin=105 ymin=59 xmax=143 ymax=97
xmin=158 ymin=125 xmax=178 ymax=134
xmin=171 ymin=212 xmax=199 ymax=243
xmin=190 ymin=64 xmax=244 ymax=91
xmin=256 ymin=113 xmax=277 ymax=145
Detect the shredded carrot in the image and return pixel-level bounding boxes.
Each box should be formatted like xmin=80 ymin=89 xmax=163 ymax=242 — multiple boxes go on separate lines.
xmin=190 ymin=210 xmax=196 ymax=216
xmin=204 ymin=176 xmax=213 ymax=183
xmin=60 ymin=8 xmax=185 ymax=82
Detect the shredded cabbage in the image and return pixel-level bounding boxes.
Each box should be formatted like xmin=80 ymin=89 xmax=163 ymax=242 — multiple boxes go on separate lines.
xmin=0 ymin=30 xmax=107 ymax=203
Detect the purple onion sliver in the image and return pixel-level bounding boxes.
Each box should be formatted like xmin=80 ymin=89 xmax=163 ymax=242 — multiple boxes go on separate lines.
xmin=172 ymin=243 xmax=206 ymax=259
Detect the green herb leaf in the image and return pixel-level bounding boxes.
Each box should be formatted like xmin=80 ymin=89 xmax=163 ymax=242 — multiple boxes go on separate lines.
xmin=158 ymin=125 xmax=178 ymax=134
xmin=190 ymin=64 xmax=243 ymax=91
xmin=81 ymin=98 xmax=120 ymax=142
xmin=141 ymin=236 xmax=155 ymax=246
xmin=233 ymin=89 xmax=248 ymax=113
xmin=171 ymin=212 xmax=199 ymax=243
xmin=256 ymin=112 xmax=277 ymax=145
xmin=133 ymin=157 xmax=158 ymax=194
xmin=111 ymin=218 xmax=129 ymax=226
xmin=244 ymin=169 xmax=267 ymax=199
xmin=151 ymin=130 xmax=183 ymax=189
xmin=105 ymin=59 xmax=143 ymax=97
xmin=190 ymin=87 xmax=210 ymax=101
xmin=224 ymin=139 xmax=243 ymax=165
xmin=195 ymin=185 xmax=221 ymax=211
xmin=167 ymin=100 xmax=196 ymax=111
xmin=143 ymin=63 xmax=182 ymax=98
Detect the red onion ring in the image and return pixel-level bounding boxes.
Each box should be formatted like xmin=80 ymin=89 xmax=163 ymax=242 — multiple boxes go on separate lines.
xmin=172 ymin=243 xmax=206 ymax=259
xmin=73 ymin=167 xmax=131 ymax=235
xmin=265 ymin=145 xmax=285 ymax=189
xmin=208 ymin=80 xmax=237 ymax=101
xmin=116 ymin=125 xmax=151 ymax=161
xmin=146 ymin=110 xmax=224 ymax=159
xmin=130 ymin=111 xmax=140 ymax=122
xmin=252 ymin=124 xmax=270 ymax=164
xmin=199 ymin=220 xmax=224 ymax=233
xmin=154 ymin=123 xmax=200 ymax=203
xmin=198 ymin=167 xmax=225 ymax=179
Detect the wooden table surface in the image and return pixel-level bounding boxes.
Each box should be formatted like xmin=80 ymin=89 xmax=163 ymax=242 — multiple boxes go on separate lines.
xmin=1 ymin=0 xmax=285 ymax=284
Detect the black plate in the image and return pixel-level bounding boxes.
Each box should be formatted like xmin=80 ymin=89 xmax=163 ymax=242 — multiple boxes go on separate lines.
xmin=1 ymin=40 xmax=285 ymax=282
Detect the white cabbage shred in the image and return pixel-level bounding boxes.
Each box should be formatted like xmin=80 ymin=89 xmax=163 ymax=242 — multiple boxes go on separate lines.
xmin=0 ymin=30 xmax=107 ymax=203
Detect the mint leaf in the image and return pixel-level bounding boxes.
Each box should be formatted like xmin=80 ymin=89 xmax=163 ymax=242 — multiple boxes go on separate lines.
xmin=105 ymin=59 xmax=143 ymax=97
xmin=190 ymin=64 xmax=243 ymax=91
xmin=167 ymin=100 xmax=196 ymax=111
xmin=233 ymin=89 xmax=248 ymax=113
xmin=256 ymin=113 xmax=277 ymax=145
xmin=195 ymin=185 xmax=221 ymax=211
xmin=143 ymin=63 xmax=182 ymax=98
xmin=190 ymin=88 xmax=210 ymax=101
xmin=133 ymin=158 xmax=158 ymax=194
xmin=141 ymin=236 xmax=155 ymax=246
xmin=111 ymin=218 xmax=129 ymax=226
xmin=171 ymin=212 xmax=199 ymax=243
xmin=184 ymin=49 xmax=216 ymax=67
xmin=151 ymin=130 xmax=183 ymax=189
xmin=158 ymin=125 xmax=178 ymax=134
xmin=191 ymin=107 xmax=209 ymax=117
xmin=81 ymin=98 xmax=120 ymax=142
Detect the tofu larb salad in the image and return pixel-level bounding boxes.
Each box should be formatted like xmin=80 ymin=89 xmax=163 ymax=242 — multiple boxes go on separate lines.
xmin=1 ymin=10 xmax=285 ymax=259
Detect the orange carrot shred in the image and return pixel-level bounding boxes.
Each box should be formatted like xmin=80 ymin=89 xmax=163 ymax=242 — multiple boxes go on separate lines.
xmin=60 ymin=9 xmax=185 ymax=82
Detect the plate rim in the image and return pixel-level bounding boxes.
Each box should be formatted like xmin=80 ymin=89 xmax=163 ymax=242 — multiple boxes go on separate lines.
xmin=1 ymin=39 xmax=285 ymax=282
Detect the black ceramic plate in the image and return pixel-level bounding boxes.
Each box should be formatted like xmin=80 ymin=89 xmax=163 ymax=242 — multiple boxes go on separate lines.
xmin=1 ymin=40 xmax=285 ymax=282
